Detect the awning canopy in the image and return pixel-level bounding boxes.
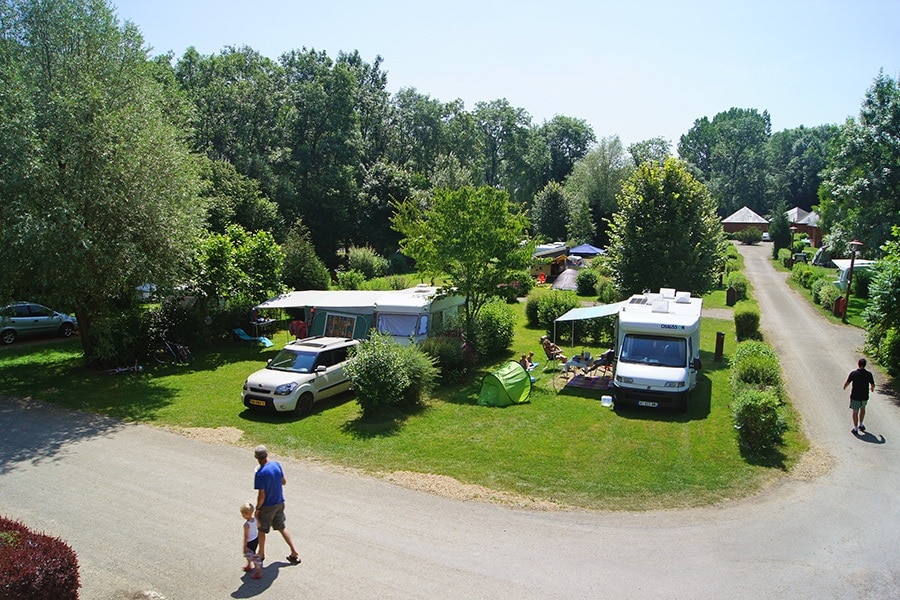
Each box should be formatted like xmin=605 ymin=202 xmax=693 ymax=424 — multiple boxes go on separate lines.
xmin=568 ymin=243 xmax=605 ymax=257
xmin=556 ymin=301 xmax=628 ymax=322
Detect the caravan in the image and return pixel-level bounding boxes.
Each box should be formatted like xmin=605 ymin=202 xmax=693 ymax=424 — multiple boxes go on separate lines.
xmin=613 ymin=289 xmax=702 ymax=412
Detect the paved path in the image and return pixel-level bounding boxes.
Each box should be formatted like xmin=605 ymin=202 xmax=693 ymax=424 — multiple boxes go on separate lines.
xmin=1 ymin=242 xmax=898 ymax=599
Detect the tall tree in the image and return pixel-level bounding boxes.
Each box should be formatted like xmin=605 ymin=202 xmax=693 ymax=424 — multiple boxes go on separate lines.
xmin=767 ymin=125 xmax=837 ymax=212
xmin=679 ymin=108 xmax=771 ymax=216
xmin=563 ymin=136 xmax=631 ymax=246
xmin=540 ymin=115 xmax=597 ymax=183
xmin=531 ymin=181 xmax=570 ymax=241
xmin=607 ymin=158 xmax=725 ymax=296
xmin=628 ymin=137 xmax=671 ymax=167
xmin=392 ymin=186 xmax=532 ymax=343
xmin=473 ymin=99 xmax=532 ymax=197
xmin=0 ymin=0 xmax=204 ymax=361
xmin=819 ymin=72 xmax=900 ymax=255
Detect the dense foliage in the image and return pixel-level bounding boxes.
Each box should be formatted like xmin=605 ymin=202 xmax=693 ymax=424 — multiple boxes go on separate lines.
xmin=0 ymin=516 xmax=79 ymax=600
xmin=608 ymin=158 xmax=725 ymax=296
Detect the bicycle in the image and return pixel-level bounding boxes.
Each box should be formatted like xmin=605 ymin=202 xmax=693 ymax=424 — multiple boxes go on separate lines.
xmin=152 ymin=331 xmax=192 ymax=366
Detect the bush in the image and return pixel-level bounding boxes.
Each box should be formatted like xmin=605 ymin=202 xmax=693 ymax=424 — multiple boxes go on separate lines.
xmin=730 ymin=340 xmax=782 ymax=393
xmin=575 ymin=269 xmax=599 ymax=296
xmin=336 ymin=269 xmax=366 ymax=290
xmin=877 ymin=327 xmax=900 ymax=376
xmin=852 ymin=268 xmax=872 ymax=299
xmin=790 ymin=263 xmax=815 ymax=289
xmin=724 ymin=257 xmax=740 ymax=274
xmin=347 ymin=246 xmax=389 ymax=279
xmin=725 ymin=272 xmax=748 ymax=301
xmin=344 ymin=332 xmax=438 ymax=418
xmin=816 ymin=282 xmax=842 ymax=310
xmin=810 ymin=277 xmax=833 ymax=303
xmin=524 ymin=289 xmax=548 ymax=327
xmin=535 ymin=291 xmax=580 ymax=335
xmin=777 ymin=247 xmax=792 ymax=264
xmin=472 ymin=299 xmax=517 ymax=361
xmin=595 ymin=276 xmax=620 ymax=304
xmin=734 ymin=226 xmax=763 ymax=245
xmin=732 ymin=389 xmax=787 ymax=452
xmin=733 ymin=301 xmax=760 ymax=341
xmin=421 ymin=335 xmax=471 ymax=382
xmin=0 ymin=516 xmax=80 ymax=600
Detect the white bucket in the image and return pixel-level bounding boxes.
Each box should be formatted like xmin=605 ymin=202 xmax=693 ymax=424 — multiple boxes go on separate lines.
xmin=601 ymin=395 xmax=613 ymax=407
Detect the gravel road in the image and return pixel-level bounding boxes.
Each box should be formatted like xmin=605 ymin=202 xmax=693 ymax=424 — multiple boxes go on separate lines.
xmin=1 ymin=242 xmax=898 ymax=599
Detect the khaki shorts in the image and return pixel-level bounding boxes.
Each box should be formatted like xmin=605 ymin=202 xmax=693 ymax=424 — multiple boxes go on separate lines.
xmin=257 ymin=503 xmax=286 ymax=533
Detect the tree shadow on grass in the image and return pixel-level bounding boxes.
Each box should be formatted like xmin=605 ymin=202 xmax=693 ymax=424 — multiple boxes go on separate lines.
xmin=340 ymin=401 xmax=428 ymax=440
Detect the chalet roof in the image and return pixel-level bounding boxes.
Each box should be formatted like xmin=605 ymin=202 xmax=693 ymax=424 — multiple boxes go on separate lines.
xmin=786 ymin=206 xmax=810 ymax=224
xmin=722 ymin=206 xmax=768 ymax=224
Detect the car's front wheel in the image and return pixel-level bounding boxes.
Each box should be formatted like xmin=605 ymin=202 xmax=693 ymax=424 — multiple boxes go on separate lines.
xmin=295 ymin=392 xmax=314 ymax=417
xmin=59 ymin=323 xmax=74 ymax=338
xmin=1 ymin=329 xmax=16 ymax=345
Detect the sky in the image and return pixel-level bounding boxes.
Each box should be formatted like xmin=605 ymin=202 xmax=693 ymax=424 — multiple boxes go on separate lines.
xmin=112 ymin=0 xmax=900 ymax=147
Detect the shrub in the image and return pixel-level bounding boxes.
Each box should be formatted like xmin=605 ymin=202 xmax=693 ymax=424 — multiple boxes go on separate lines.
xmin=732 ymin=389 xmax=787 ymax=452
xmin=473 ymin=299 xmax=517 ymax=361
xmin=347 ymin=246 xmax=389 ymax=279
xmin=852 ymin=268 xmax=872 ymax=299
xmin=724 ymin=257 xmax=740 ymax=274
xmin=595 ymin=276 xmax=620 ymax=304
xmin=725 ymin=272 xmax=748 ymax=301
xmin=816 ymin=282 xmax=842 ymax=310
xmin=877 ymin=327 xmax=900 ymax=376
xmin=810 ymin=277 xmax=832 ymax=303
xmin=734 ymin=226 xmax=763 ymax=245
xmin=725 ymin=243 xmax=740 ymax=259
xmin=535 ymin=291 xmax=580 ymax=335
xmin=336 ymin=269 xmax=366 ymax=290
xmin=733 ymin=301 xmax=760 ymax=341
xmin=344 ymin=332 xmax=438 ymax=418
xmin=421 ymin=335 xmax=471 ymax=382
xmin=730 ymin=340 xmax=782 ymax=393
xmin=575 ymin=269 xmax=599 ymax=296
xmin=0 ymin=516 xmax=80 ymax=600
xmin=790 ymin=263 xmax=815 ymax=289
xmin=777 ymin=247 xmax=792 ymax=263
xmin=524 ymin=288 xmax=548 ymax=327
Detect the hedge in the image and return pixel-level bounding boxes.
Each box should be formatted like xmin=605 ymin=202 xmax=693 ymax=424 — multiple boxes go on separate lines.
xmin=0 ymin=516 xmax=79 ymax=600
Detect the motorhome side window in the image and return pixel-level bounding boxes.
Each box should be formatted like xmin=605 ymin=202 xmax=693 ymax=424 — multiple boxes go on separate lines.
xmin=620 ymin=334 xmax=686 ymax=368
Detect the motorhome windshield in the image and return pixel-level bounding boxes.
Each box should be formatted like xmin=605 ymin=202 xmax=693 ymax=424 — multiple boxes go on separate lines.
xmin=267 ymin=349 xmax=316 ymax=373
xmin=620 ymin=334 xmax=686 ymax=368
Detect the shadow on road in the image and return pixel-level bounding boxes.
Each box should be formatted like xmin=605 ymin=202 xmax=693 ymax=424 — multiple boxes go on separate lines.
xmin=0 ymin=396 xmax=123 ymax=475
xmin=231 ymin=559 xmax=303 ymax=598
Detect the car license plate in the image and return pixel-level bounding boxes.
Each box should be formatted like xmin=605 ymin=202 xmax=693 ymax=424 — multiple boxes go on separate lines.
xmin=249 ymin=399 xmax=266 ymax=407
xmin=637 ymin=400 xmax=658 ymax=408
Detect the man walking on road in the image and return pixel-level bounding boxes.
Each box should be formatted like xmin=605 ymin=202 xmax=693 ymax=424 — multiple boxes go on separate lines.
xmin=843 ymin=358 xmax=876 ymax=435
xmin=253 ymin=445 xmax=301 ymax=565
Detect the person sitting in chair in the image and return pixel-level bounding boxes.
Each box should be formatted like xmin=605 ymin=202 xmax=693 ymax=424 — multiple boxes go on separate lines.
xmin=541 ymin=336 xmax=567 ymax=362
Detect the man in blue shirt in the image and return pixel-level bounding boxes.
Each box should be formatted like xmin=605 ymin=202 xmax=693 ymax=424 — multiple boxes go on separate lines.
xmin=253 ymin=445 xmax=300 ymax=565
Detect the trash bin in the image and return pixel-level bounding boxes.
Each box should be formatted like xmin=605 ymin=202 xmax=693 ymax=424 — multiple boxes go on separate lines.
xmin=833 ymin=296 xmax=845 ymax=317
xmin=726 ymin=287 xmax=737 ymax=307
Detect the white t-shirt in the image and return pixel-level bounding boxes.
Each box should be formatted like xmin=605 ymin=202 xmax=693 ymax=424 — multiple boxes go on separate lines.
xmin=245 ymin=517 xmax=259 ymax=543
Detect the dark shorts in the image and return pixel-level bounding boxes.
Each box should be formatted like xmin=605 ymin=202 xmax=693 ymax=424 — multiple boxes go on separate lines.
xmin=245 ymin=538 xmax=259 ymax=553
xmin=257 ymin=503 xmax=286 ymax=532
xmin=850 ymin=399 xmax=868 ymax=411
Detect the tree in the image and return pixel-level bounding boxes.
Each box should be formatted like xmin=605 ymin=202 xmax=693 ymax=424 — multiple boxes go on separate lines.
xmin=563 ymin=136 xmax=632 ymax=246
xmin=767 ymin=125 xmax=837 ymax=212
xmin=608 ymin=158 xmax=725 ymax=296
xmin=679 ymin=108 xmax=772 ymax=216
xmin=767 ymin=200 xmax=792 ymax=259
xmin=0 ymin=0 xmax=204 ymax=361
xmin=197 ymin=225 xmax=284 ymax=305
xmin=819 ymin=72 xmax=900 ymax=255
xmin=200 ymin=159 xmax=283 ymax=237
xmin=531 ymin=181 xmax=569 ymax=241
xmin=473 ymin=99 xmax=532 ymax=197
xmin=628 ymin=137 xmax=671 ymax=167
xmin=282 ymin=219 xmax=331 ymax=290
xmin=392 ymin=186 xmax=532 ymax=343
xmin=540 ymin=115 xmax=596 ymax=183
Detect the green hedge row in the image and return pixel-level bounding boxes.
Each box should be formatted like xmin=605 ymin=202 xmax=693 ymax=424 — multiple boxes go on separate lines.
xmin=730 ymin=341 xmax=787 ymax=453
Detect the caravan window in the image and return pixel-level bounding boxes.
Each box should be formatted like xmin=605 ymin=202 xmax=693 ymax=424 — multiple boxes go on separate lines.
xmin=377 ymin=314 xmax=419 ymax=338
xmin=620 ymin=334 xmax=686 ymax=368
xmin=325 ymin=314 xmax=356 ymax=338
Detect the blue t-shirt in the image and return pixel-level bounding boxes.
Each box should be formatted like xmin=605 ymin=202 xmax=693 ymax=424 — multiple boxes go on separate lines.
xmin=254 ymin=461 xmax=285 ymax=506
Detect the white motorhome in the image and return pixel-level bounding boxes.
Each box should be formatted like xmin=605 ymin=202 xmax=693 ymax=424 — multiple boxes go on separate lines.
xmin=613 ymin=288 xmax=702 ymax=412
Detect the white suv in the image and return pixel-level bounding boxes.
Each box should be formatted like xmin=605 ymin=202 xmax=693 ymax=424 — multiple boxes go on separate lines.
xmin=242 ymin=337 xmax=358 ymax=416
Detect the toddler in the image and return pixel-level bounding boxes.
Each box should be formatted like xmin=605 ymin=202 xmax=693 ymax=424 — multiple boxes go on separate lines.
xmin=240 ymin=502 xmax=263 ymax=579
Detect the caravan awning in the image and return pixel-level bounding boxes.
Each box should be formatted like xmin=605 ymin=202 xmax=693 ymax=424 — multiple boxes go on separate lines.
xmin=555 ymin=301 xmax=628 ymax=322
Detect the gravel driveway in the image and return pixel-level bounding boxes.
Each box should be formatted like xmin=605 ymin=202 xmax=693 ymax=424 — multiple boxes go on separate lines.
xmin=1 ymin=242 xmax=898 ymax=599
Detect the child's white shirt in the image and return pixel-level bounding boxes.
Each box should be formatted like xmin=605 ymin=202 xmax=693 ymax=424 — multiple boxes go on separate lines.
xmin=245 ymin=517 xmax=258 ymax=543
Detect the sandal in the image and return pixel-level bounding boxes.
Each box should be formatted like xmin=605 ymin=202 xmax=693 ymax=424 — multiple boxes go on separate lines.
xmin=286 ymin=554 xmax=301 ymax=564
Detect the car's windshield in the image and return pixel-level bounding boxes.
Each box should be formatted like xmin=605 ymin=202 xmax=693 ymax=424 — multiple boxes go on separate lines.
xmin=619 ymin=334 xmax=686 ymax=368
xmin=267 ymin=349 xmax=317 ymax=373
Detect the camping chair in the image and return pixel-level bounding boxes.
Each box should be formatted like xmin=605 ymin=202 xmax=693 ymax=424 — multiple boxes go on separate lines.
xmin=585 ymin=349 xmax=615 ymax=378
xmin=232 ymin=328 xmax=274 ymax=348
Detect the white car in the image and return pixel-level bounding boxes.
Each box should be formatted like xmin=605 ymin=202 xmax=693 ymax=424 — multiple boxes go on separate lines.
xmin=241 ymin=336 xmax=358 ymax=416
xmin=761 ymin=232 xmax=771 ymax=241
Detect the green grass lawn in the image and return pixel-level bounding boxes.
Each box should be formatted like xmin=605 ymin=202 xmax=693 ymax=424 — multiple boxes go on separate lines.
xmin=0 ymin=300 xmax=806 ymax=511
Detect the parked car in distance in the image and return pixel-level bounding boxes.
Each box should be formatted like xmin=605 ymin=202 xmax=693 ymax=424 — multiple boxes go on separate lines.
xmin=0 ymin=302 xmax=78 ymax=345
xmin=761 ymin=232 xmax=771 ymax=241
xmin=242 ymin=336 xmax=359 ymax=416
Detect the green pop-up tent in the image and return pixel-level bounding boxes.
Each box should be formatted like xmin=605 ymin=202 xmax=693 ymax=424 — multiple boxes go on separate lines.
xmin=477 ymin=361 xmax=532 ymax=407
